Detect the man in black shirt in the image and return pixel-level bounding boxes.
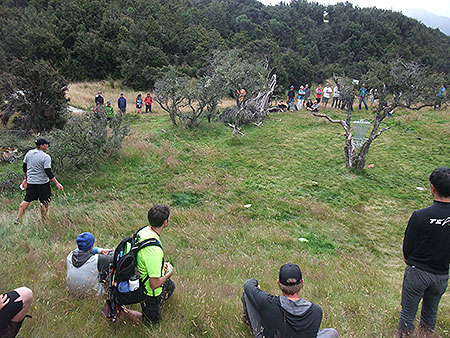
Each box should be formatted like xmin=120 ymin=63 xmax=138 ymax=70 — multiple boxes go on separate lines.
xmin=398 ymin=167 xmax=450 ymax=337
xmin=95 ymin=90 xmax=104 ymax=106
xmin=287 ymin=86 xmax=296 ymax=111
xmin=242 ymin=263 xmax=338 ymax=338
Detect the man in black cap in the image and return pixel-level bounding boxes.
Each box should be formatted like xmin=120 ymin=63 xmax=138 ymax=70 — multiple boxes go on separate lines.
xmin=15 ymin=138 xmax=63 ymax=223
xmin=242 ymin=263 xmax=338 ymax=338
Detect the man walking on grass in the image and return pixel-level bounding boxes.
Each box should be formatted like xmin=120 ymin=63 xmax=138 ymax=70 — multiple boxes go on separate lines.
xmin=398 ymin=167 xmax=450 ymax=337
xmin=15 ymin=138 xmax=63 ymax=223
xmin=243 ymin=263 xmax=338 ymax=338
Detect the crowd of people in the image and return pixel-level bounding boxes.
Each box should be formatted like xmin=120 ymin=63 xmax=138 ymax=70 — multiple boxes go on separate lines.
xmin=93 ymin=91 xmax=154 ymax=121
xmin=281 ymin=82 xmax=447 ymax=114
xmin=282 ymin=83 xmax=381 ymax=114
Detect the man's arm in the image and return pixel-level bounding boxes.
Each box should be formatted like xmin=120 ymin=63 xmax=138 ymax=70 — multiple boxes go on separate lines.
xmin=141 ymin=247 xmax=173 ymax=291
xmin=243 ymin=278 xmax=270 ymax=310
xmin=44 ymin=168 xmax=63 ymax=190
xmin=402 ymin=211 xmax=420 ymax=262
xmin=149 ymin=266 xmax=173 ymax=290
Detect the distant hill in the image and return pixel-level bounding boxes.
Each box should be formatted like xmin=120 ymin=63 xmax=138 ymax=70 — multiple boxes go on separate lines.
xmin=403 ymin=8 xmax=450 ymax=36
xmin=1 ymin=0 xmax=450 ymax=89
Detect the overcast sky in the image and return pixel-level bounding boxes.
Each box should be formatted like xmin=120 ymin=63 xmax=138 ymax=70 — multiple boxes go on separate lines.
xmin=258 ymin=0 xmax=450 ymax=18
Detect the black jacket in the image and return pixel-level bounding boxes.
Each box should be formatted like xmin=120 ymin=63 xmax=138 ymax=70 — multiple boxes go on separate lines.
xmin=403 ymin=201 xmax=450 ymax=275
xmin=244 ymin=279 xmax=322 ymax=338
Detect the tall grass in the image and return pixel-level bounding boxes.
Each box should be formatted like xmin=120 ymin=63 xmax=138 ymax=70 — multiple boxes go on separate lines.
xmin=1 ymin=83 xmax=449 ymax=337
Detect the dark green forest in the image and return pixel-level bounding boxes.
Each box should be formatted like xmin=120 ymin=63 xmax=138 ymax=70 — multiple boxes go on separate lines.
xmin=1 ymin=0 xmax=450 ymax=89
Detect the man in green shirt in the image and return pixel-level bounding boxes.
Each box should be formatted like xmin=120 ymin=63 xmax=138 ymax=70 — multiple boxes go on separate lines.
xmin=126 ymin=204 xmax=175 ymax=323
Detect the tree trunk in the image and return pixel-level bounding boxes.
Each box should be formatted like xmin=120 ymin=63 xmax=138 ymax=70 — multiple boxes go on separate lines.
xmin=169 ymin=111 xmax=177 ymax=127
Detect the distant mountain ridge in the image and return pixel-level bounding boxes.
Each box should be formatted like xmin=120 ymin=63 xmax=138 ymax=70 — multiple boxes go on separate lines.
xmin=2 ymin=0 xmax=450 ymax=88
xmin=402 ymin=8 xmax=450 ymax=36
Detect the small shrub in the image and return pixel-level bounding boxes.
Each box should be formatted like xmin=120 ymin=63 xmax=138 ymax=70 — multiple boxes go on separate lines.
xmin=0 ymin=170 xmax=22 ymax=193
xmin=48 ymin=110 xmax=129 ymax=172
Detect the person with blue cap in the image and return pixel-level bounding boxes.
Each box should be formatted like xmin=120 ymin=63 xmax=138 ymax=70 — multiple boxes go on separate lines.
xmin=66 ymin=232 xmax=113 ymax=295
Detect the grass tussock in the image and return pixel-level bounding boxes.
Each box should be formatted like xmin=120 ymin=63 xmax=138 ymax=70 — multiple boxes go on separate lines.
xmin=1 ymin=83 xmax=449 ymax=337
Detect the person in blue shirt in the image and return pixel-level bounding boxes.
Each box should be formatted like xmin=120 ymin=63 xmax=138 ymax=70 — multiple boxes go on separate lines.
xmin=433 ymin=84 xmax=446 ymax=110
xmin=359 ymin=84 xmax=368 ymax=110
xmin=118 ymin=92 xmax=127 ymax=114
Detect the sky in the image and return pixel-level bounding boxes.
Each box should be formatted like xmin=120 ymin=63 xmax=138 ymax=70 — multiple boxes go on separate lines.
xmin=258 ymin=0 xmax=450 ymax=18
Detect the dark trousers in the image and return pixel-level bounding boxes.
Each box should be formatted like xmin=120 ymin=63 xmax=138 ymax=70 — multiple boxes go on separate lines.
xmin=145 ymin=104 xmax=152 ymax=113
xmin=141 ymin=279 xmax=175 ymax=323
xmin=359 ymin=97 xmax=368 ymax=110
xmin=331 ymin=97 xmax=339 ymax=108
xmin=398 ymin=265 xmax=448 ymax=334
xmin=242 ymin=292 xmax=263 ymax=337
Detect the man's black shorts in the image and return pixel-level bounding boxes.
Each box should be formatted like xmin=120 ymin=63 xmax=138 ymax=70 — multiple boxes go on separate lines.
xmin=0 ymin=291 xmax=23 ymax=330
xmin=24 ymin=182 xmax=51 ymax=205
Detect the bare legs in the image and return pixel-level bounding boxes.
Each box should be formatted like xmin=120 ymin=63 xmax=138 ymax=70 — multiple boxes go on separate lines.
xmin=16 ymin=201 xmax=49 ymax=222
xmin=16 ymin=201 xmax=29 ymax=222
xmin=11 ymin=287 xmax=33 ymax=323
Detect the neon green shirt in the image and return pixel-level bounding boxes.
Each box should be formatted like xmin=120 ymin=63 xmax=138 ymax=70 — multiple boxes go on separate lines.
xmin=136 ymin=226 xmax=164 ymax=297
xmin=104 ymin=105 xmax=114 ymax=118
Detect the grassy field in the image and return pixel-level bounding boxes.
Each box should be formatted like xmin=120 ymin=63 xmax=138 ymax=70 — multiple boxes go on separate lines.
xmin=1 ymin=85 xmax=449 ymax=337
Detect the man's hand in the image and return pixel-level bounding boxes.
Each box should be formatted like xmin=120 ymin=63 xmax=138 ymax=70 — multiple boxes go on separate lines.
xmin=164 ymin=262 xmax=174 ymax=275
xmin=0 ymin=294 xmax=10 ymax=311
xmin=101 ymin=249 xmax=112 ymax=255
xmin=56 ymin=183 xmax=64 ymax=191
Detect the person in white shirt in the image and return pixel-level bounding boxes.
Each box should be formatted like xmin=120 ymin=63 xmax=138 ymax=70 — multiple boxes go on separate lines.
xmin=332 ymin=86 xmax=340 ymax=108
xmin=322 ymin=84 xmax=332 ymax=108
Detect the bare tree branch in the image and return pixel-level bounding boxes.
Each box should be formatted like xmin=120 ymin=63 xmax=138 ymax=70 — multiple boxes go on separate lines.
xmin=373 ymin=126 xmax=392 ymax=140
xmin=312 ymin=112 xmax=347 ymax=129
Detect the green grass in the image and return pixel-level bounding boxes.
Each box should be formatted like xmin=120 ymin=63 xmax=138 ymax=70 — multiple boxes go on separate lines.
xmin=1 ymin=106 xmax=449 ymax=337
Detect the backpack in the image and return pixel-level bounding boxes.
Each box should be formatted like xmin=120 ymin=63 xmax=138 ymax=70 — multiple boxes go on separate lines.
xmin=107 ymin=226 xmax=163 ymax=311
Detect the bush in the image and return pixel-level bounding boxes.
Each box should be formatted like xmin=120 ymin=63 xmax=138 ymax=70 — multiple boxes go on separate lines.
xmin=1 ymin=58 xmax=68 ymax=132
xmin=48 ymin=109 xmax=129 ymax=172
xmin=0 ymin=170 xmax=22 ymax=194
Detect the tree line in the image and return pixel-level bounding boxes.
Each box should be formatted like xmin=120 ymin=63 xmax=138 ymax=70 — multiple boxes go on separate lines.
xmin=1 ymin=0 xmax=449 ymax=91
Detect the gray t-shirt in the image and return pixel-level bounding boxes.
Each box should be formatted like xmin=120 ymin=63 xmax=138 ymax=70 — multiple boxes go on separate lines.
xmin=23 ymin=149 xmax=51 ymax=184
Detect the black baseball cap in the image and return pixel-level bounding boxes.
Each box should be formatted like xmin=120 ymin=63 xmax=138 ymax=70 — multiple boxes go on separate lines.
xmin=35 ymin=138 xmax=50 ymax=146
xmin=279 ymin=263 xmax=302 ymax=286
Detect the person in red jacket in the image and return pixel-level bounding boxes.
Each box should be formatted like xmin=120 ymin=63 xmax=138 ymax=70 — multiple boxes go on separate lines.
xmin=144 ymin=93 xmax=153 ymax=114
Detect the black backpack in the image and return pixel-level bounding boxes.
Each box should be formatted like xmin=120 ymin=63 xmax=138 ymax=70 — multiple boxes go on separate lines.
xmin=108 ymin=226 xmax=163 ymax=309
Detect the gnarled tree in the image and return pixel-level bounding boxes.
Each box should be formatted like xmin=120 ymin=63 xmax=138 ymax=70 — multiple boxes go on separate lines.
xmin=313 ymin=59 xmax=443 ymax=169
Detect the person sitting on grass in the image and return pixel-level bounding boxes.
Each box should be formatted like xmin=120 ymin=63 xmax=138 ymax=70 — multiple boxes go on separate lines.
xmin=242 ymin=263 xmax=338 ymax=338
xmin=306 ymin=99 xmax=319 ymax=113
xmin=66 ymin=232 xmax=113 ymax=295
xmin=277 ymin=100 xmax=288 ymax=112
xmin=0 ymin=287 xmax=33 ymax=338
